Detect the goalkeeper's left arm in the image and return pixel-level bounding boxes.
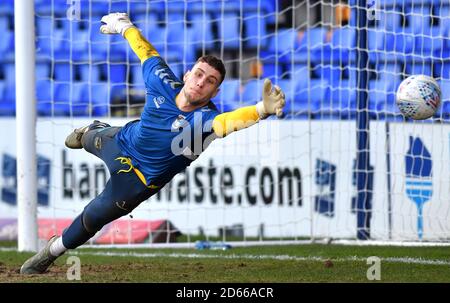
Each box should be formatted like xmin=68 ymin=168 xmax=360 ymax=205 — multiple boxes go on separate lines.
xmin=100 ymin=12 xmax=159 ymax=64
xmin=212 ymin=78 xmax=286 ymax=138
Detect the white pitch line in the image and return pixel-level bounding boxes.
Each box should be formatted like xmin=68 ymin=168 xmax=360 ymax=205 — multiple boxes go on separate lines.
xmin=69 ymin=250 xmax=450 ymax=266
xmin=3 ymin=247 xmax=449 ymax=266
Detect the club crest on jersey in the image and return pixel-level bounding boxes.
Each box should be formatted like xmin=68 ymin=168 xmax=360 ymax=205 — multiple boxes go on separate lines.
xmin=171 ymin=114 xmax=188 ymax=130
xmin=153 ymin=96 xmax=165 ymax=108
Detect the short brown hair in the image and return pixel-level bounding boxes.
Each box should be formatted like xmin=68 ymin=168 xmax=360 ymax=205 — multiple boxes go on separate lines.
xmin=196 ymin=55 xmax=226 ymax=84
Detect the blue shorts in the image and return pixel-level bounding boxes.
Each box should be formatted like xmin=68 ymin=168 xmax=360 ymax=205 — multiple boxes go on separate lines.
xmin=81 ymin=126 xmax=157 ymax=227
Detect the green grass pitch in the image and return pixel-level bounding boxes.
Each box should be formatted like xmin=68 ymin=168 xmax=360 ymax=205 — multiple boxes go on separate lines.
xmin=1 ymin=241 xmax=449 ymax=282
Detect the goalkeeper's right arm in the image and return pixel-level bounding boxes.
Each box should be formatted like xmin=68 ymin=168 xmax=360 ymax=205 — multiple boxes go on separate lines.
xmin=100 ymin=12 xmax=159 ymax=64
xmin=123 ymin=28 xmax=160 ymax=64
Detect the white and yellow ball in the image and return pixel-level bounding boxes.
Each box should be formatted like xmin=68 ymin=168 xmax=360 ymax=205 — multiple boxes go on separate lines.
xmin=396 ymin=75 xmax=441 ymax=120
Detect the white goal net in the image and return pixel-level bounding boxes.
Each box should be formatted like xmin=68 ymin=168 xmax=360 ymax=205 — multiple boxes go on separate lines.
xmin=0 ymin=0 xmax=449 ymax=248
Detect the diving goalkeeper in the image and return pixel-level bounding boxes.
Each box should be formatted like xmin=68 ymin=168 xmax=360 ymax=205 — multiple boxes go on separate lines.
xmin=20 ymin=13 xmax=285 ymax=274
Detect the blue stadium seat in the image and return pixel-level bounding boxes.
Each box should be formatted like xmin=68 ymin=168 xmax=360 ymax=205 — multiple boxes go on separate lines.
xmin=134 ymin=13 xmax=159 ymax=38
xmin=241 ymin=79 xmax=264 ymax=106
xmin=147 ymin=27 xmax=183 ymax=63
xmin=129 ymin=63 xmax=146 ymax=103
xmin=36 ymin=80 xmax=52 ymax=116
xmin=320 ymin=27 xmax=356 ymax=63
xmin=284 ymin=64 xmax=310 ymax=81
xmin=167 ymin=26 xmax=196 ymax=63
xmin=375 ymin=79 xmax=404 ymax=120
xmin=378 ymin=9 xmax=403 ymax=32
xmin=244 ymin=12 xmax=268 ymax=49
xmin=2 ymin=63 xmax=15 ymax=84
xmin=0 ymin=31 xmax=14 ymax=60
xmin=131 ymin=65 xmax=144 ymax=86
xmin=261 ymin=28 xmax=299 ymax=65
xmin=89 ymin=21 xmax=125 ymax=62
xmin=407 ymin=7 xmax=432 ymax=34
xmin=78 ymin=64 xmax=101 ymax=83
xmin=369 ymin=79 xmax=396 ymax=115
xmin=0 ymin=16 xmax=9 ymax=31
xmin=437 ymin=5 xmax=450 ymax=35
xmin=376 ymin=0 xmax=403 ymax=6
xmin=36 ymin=30 xmax=66 ymax=60
xmin=188 ymin=0 xmax=219 ymax=13
xmin=211 ymin=79 xmax=240 ymax=112
xmin=54 ymin=63 xmax=74 ymax=81
xmin=313 ymin=64 xmax=342 ymax=85
xmin=324 ymin=80 xmax=357 ymax=119
xmin=261 ymin=63 xmax=282 ymax=81
xmin=190 ymin=13 xmax=215 ymax=50
xmin=382 ymin=32 xmax=414 ymax=61
xmin=439 ymin=80 xmax=450 ymax=118
xmin=367 ymin=29 xmax=386 ymax=63
xmin=296 ymin=27 xmax=327 ymax=64
xmin=217 ymin=13 xmax=240 ymax=49
xmin=0 ymin=81 xmax=4 ymax=98
xmin=294 ymin=79 xmax=329 ymax=117
xmin=89 ymin=83 xmax=110 ymax=116
xmin=267 ymin=28 xmax=297 ymax=54
xmin=435 ymin=62 xmax=450 ymax=79
xmin=166 ymin=12 xmax=186 ymax=28
xmin=413 ymin=27 xmax=442 ymax=59
xmin=375 ymin=64 xmax=403 ymax=90
xmin=101 ymin=64 xmax=127 ymax=84
xmin=405 ymin=60 xmax=433 ymax=77
xmin=68 ymin=30 xmax=90 ymax=61
xmin=36 ymin=63 xmax=50 ymax=80
xmin=109 ymin=34 xmax=129 ymax=61
xmin=56 ymin=82 xmax=88 ymax=116
xmin=0 ymin=0 xmax=13 ymax=15
xmin=0 ymin=81 xmax=14 ymax=116
xmin=440 ymin=80 xmax=450 ymax=103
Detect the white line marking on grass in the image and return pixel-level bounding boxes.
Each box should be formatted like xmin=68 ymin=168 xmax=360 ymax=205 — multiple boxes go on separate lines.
xmin=66 ymin=250 xmax=450 ymax=266
xmin=3 ymin=247 xmax=448 ymax=266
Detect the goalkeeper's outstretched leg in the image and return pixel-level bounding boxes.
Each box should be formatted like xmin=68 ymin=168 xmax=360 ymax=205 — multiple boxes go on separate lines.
xmin=20 ymin=123 xmax=158 ymax=274
xmin=19 ymin=11 xmax=286 ymax=275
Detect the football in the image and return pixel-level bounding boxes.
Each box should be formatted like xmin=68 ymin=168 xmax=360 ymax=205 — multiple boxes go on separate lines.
xmin=396 ymin=75 xmax=441 ymax=120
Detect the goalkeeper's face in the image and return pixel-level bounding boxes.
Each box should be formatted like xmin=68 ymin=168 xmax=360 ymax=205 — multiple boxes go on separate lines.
xmin=183 ymin=62 xmax=221 ymax=106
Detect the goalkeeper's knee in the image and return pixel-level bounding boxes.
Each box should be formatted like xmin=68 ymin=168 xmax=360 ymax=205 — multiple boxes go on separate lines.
xmin=81 ymin=120 xmax=112 ymax=148
xmin=87 ymin=120 xmax=111 ymax=132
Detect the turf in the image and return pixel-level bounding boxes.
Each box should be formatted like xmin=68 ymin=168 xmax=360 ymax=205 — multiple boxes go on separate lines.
xmin=1 ymin=243 xmax=449 ymax=282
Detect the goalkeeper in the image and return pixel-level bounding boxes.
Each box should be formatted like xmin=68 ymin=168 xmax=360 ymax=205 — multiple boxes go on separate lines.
xmin=20 ymin=13 xmax=285 ymax=274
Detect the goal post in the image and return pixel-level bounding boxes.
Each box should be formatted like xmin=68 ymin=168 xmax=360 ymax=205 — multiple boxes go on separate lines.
xmin=15 ymin=0 xmax=38 ymax=252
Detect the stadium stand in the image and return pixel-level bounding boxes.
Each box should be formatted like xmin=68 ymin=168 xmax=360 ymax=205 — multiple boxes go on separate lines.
xmin=0 ymin=0 xmax=448 ymax=119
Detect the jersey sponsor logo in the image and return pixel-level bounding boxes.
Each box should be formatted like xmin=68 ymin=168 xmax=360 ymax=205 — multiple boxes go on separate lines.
xmin=171 ymin=114 xmax=188 ymax=131
xmin=154 ymin=68 xmax=183 ymax=89
xmin=153 ymin=96 xmax=165 ymax=109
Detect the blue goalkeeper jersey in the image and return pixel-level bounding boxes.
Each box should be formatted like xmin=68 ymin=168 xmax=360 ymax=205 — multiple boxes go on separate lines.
xmin=116 ymin=56 xmax=220 ymax=188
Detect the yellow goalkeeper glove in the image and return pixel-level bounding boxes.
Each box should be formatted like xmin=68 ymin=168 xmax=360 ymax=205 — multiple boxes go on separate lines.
xmin=256 ymin=78 xmax=286 ymax=119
